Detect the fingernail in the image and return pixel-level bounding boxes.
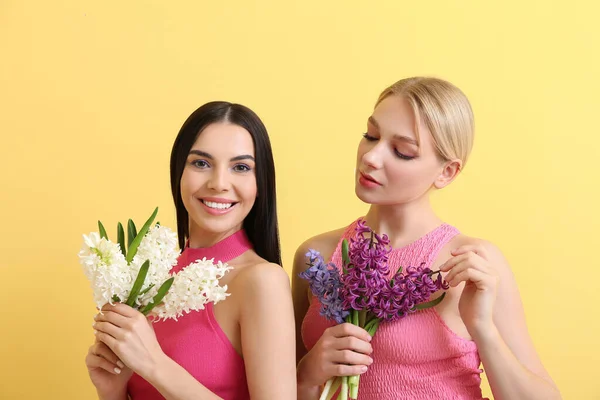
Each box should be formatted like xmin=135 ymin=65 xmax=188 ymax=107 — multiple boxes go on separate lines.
xmin=92 ymin=322 xmax=96 ymax=328
xmin=361 ymin=366 xmax=368 ymax=372
xmin=117 ymin=360 xmax=125 ymax=368
xmin=93 ymin=314 xmax=98 ymax=320
xmin=93 ymin=330 xmax=97 ymax=335
xmin=368 ymin=358 xmax=374 ymax=364
xmin=114 ymin=367 xmax=121 ymax=374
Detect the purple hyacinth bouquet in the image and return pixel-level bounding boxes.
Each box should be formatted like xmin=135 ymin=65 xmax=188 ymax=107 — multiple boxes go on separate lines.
xmin=300 ymin=220 xmax=449 ymax=400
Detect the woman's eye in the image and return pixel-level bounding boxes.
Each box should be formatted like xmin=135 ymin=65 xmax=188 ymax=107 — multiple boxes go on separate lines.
xmin=192 ymin=160 xmax=209 ymax=168
xmin=394 ymin=150 xmax=415 ymax=161
xmin=362 ymin=132 xmax=378 ymax=141
xmin=233 ymin=164 xmax=251 ymax=172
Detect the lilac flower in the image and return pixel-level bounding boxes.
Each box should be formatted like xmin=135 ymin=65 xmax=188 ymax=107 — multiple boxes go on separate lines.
xmin=306 ymin=249 xmax=322 ymax=263
xmin=299 ymin=250 xmax=349 ymax=324
xmin=341 ymin=220 xmax=392 ymax=311
xmin=355 ymin=219 xmax=371 ymax=235
xmin=347 ymin=220 xmax=391 ymax=275
xmin=371 ymin=278 xmax=406 ymax=320
xmin=406 ymin=265 xmax=449 ymax=298
xmin=303 ymin=219 xmax=452 ymax=400
xmin=371 ymin=265 xmax=448 ymax=321
xmin=341 ymin=267 xmax=387 ymax=310
xmin=309 ymin=219 xmax=451 ymax=400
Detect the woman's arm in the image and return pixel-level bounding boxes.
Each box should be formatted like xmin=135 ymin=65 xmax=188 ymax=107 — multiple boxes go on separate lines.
xmin=237 ymin=262 xmax=297 ymax=399
xmin=95 ymin=261 xmax=298 ymax=400
xmin=292 ymin=233 xmax=373 ymax=400
xmin=85 ymin=339 xmax=132 ymax=400
xmin=292 ymin=231 xmax=344 ymax=364
xmin=94 ymin=303 xmax=223 ymax=400
xmin=441 ymin=239 xmax=561 ymax=400
xmin=147 ymin=356 xmax=222 ymax=400
xmin=292 ymin=241 xmax=321 ymax=400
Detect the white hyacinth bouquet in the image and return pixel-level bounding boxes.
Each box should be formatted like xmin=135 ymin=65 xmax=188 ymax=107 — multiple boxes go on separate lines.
xmin=79 ymin=207 xmax=231 ymax=320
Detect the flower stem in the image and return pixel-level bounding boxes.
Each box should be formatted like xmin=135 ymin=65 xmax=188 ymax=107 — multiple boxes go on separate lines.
xmin=348 ymin=375 xmax=358 ymax=384
xmin=319 ymin=378 xmax=334 ymax=400
xmin=358 ymin=310 xmax=367 ymax=327
xmin=349 ymin=375 xmax=360 ymax=399
xmin=345 ymin=318 xmax=379 ymax=400
xmin=348 ymin=375 xmax=360 ymax=399
xmin=325 ymin=377 xmax=342 ymax=400
xmin=336 ymin=376 xmax=348 ymax=400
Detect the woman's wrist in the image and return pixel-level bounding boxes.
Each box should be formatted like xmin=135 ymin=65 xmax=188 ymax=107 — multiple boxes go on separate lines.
xmin=296 ymin=356 xmax=321 ymax=393
xmin=297 ymin=375 xmax=321 ymax=400
xmin=138 ymin=351 xmax=169 ymax=386
xmin=97 ymin=389 xmax=128 ymax=400
xmin=470 ymin=320 xmax=501 ymax=348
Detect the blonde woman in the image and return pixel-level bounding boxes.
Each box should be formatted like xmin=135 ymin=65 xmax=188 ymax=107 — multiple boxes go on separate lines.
xmin=293 ymin=77 xmax=561 ymax=399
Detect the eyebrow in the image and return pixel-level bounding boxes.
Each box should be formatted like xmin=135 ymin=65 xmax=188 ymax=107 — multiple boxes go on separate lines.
xmin=368 ymin=116 xmax=418 ymax=146
xmin=188 ymin=150 xmax=255 ymax=162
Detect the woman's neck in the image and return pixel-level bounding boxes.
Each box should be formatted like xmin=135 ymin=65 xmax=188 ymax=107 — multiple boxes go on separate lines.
xmin=187 ymin=224 xmax=243 ymax=249
xmin=364 ymin=196 xmax=443 ymax=248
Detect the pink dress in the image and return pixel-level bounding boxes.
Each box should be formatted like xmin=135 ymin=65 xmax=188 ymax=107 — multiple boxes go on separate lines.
xmin=128 ymin=230 xmax=252 ymax=400
xmin=302 ymin=219 xmax=486 ymax=400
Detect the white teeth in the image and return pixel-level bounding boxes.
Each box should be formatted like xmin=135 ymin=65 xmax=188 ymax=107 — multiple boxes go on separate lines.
xmin=202 ymin=200 xmax=233 ymax=210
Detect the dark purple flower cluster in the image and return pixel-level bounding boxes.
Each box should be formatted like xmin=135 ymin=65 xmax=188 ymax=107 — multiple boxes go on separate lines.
xmin=300 ymin=220 xmax=449 ymax=324
xmin=371 ymin=265 xmax=449 ymax=321
xmin=341 ymin=220 xmax=392 ymax=311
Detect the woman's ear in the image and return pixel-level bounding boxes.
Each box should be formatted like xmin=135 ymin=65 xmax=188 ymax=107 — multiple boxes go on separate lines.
xmin=434 ymin=159 xmax=462 ymax=189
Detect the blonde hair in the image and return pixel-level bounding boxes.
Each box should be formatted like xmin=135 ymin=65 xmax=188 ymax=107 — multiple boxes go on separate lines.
xmin=376 ymin=77 xmax=474 ymax=166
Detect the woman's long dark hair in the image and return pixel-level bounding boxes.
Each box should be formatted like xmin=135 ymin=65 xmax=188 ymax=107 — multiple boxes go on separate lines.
xmin=169 ymin=101 xmax=282 ymax=266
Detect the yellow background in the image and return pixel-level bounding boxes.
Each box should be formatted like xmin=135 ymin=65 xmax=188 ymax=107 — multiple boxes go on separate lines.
xmin=1 ymin=1 xmax=598 ymax=399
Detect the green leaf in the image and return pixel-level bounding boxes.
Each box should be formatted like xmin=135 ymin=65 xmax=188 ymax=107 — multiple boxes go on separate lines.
xmin=414 ymin=292 xmax=447 ymax=311
xmin=364 ymin=318 xmax=380 ymax=336
xmin=111 ymin=294 xmax=121 ymax=303
xmin=126 ymin=207 xmax=158 ymax=263
xmin=341 ymin=240 xmax=350 ymax=275
xmin=127 ymin=219 xmax=137 ymax=248
xmin=98 ymin=221 xmax=108 ymax=240
xmin=342 ymin=239 xmax=350 ymax=268
xmin=138 ymin=283 xmax=155 ymax=297
xmin=364 ymin=312 xmax=377 ymax=326
xmin=126 ymin=260 xmax=150 ymax=307
xmin=117 ymin=222 xmax=126 ymax=257
xmin=141 ymin=277 xmax=174 ymax=315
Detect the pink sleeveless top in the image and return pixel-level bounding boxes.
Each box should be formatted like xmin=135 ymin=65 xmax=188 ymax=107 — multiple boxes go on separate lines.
xmin=302 ymin=219 xmax=485 ymax=400
xmin=128 ymin=230 xmax=252 ymax=400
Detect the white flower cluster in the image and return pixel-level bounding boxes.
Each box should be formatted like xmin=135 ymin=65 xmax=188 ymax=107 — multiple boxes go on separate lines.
xmin=150 ymin=257 xmax=232 ymax=321
xmin=130 ymin=224 xmax=180 ymax=305
xmin=79 ymin=232 xmax=132 ymax=308
xmin=79 ymin=224 xmax=231 ymax=320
